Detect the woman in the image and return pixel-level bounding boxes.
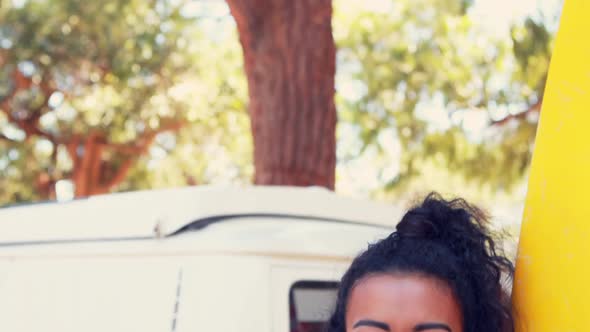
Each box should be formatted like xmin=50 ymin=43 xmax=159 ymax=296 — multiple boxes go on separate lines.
xmin=327 ymin=193 xmax=514 ymax=332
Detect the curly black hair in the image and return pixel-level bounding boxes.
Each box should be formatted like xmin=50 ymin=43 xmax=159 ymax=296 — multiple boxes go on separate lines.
xmin=327 ymin=193 xmax=514 ymax=332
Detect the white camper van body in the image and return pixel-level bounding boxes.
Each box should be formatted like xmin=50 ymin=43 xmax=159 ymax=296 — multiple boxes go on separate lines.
xmin=0 ymin=186 xmax=401 ymax=332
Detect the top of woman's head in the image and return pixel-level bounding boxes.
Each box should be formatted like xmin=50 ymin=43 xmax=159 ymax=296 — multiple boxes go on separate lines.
xmin=328 ymin=192 xmax=514 ymax=332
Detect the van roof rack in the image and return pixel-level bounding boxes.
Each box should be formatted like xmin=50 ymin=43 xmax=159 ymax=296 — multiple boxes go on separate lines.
xmin=0 ymin=186 xmax=402 ymax=244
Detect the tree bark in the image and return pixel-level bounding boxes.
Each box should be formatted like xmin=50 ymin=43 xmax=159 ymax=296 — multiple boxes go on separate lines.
xmin=227 ymin=0 xmax=337 ymax=189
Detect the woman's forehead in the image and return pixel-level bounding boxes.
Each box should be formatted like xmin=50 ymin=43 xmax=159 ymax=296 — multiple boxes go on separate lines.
xmin=345 ymin=274 xmax=463 ymax=332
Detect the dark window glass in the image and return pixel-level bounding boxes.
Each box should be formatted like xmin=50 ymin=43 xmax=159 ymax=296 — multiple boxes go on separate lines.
xmin=289 ymin=281 xmax=339 ymax=332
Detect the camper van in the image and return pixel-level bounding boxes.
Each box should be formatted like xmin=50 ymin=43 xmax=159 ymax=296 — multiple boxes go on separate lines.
xmin=0 ymin=186 xmax=401 ymax=332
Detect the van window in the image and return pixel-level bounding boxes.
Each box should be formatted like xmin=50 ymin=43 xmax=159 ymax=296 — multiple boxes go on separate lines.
xmin=289 ymin=281 xmax=339 ymax=332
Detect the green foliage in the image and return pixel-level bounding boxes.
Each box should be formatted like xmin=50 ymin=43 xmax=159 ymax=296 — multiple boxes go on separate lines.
xmin=511 ymin=17 xmax=553 ymax=98
xmin=0 ymin=0 xmax=558 ymax=205
xmin=0 ymin=0 xmax=251 ymax=205
xmin=334 ymin=0 xmax=555 ymax=195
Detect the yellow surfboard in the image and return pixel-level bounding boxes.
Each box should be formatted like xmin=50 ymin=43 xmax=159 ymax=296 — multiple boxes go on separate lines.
xmin=512 ymin=1 xmax=590 ymax=331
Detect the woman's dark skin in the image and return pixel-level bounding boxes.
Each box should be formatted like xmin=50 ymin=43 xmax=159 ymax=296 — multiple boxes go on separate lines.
xmin=346 ymin=274 xmax=462 ymax=332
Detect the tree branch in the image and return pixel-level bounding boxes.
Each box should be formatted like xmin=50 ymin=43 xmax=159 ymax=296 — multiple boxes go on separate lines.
xmin=0 ymin=132 xmax=14 ymax=142
xmin=1 ymin=68 xmax=63 ymax=145
xmin=66 ymin=135 xmax=81 ymax=165
xmin=92 ymin=121 xmax=184 ymax=193
xmin=74 ymin=131 xmax=102 ymax=196
xmin=492 ymin=100 xmax=542 ymax=126
xmin=99 ymin=158 xmax=134 ymax=192
xmin=0 ymin=70 xmax=21 ymax=114
xmin=107 ymin=121 xmax=184 ymax=155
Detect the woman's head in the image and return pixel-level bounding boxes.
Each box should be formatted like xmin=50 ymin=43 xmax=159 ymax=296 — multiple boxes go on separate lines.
xmin=328 ymin=193 xmax=514 ymax=332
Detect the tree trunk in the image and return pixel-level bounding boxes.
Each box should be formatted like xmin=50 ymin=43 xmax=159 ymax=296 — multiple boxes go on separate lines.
xmin=227 ymin=0 xmax=337 ymax=189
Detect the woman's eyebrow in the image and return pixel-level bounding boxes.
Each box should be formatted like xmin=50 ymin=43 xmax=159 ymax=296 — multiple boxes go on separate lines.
xmin=414 ymin=323 xmax=452 ymax=332
xmin=353 ymin=319 xmax=391 ymax=331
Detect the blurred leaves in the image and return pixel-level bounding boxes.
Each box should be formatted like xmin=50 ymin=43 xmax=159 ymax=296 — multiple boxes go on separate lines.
xmin=0 ymin=0 xmax=558 ymax=205
xmin=0 ymin=0 xmax=251 ymax=204
xmin=334 ymin=0 xmax=556 ymax=196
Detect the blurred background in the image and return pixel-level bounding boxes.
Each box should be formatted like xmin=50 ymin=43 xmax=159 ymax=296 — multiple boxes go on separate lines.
xmin=0 ymin=0 xmax=562 ymax=236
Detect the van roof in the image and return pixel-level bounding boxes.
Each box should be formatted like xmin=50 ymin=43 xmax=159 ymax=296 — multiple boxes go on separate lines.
xmin=0 ymin=186 xmax=402 ymax=245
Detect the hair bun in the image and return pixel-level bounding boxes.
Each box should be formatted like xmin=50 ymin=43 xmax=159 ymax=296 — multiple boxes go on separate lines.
xmin=395 ymin=208 xmax=440 ymax=238
xmin=395 ymin=193 xmax=489 ymax=250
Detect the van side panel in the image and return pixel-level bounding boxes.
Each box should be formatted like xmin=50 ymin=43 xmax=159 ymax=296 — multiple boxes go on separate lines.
xmin=0 ymin=255 xmax=273 ymax=332
xmin=175 ymin=256 xmax=272 ymax=332
xmin=0 ymin=258 xmax=181 ymax=332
